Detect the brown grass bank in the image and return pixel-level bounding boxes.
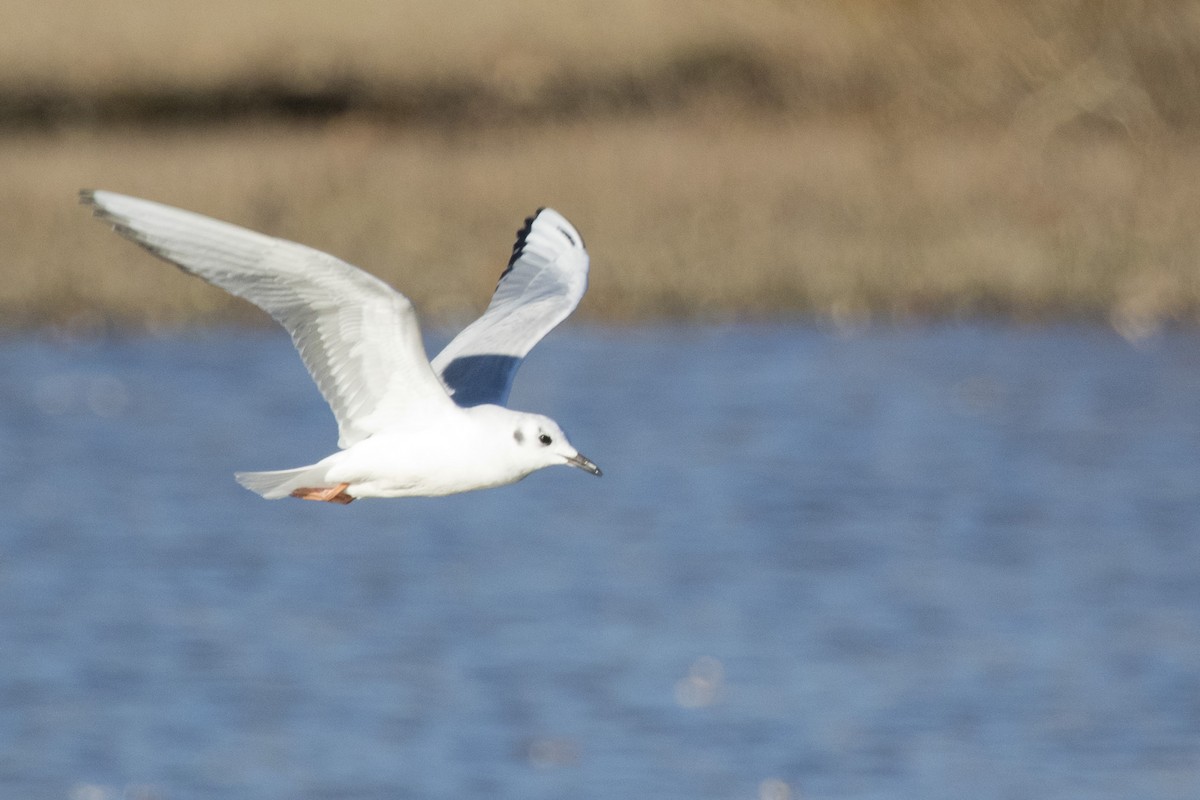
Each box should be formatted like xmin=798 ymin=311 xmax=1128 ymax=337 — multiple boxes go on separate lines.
xmin=3 ymin=0 xmax=1200 ymax=330
xmin=6 ymin=113 xmax=1200 ymax=334
xmin=4 ymin=0 xmax=1200 ymax=131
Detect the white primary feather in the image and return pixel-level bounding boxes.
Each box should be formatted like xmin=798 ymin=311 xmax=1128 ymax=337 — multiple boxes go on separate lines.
xmin=82 ymin=190 xmax=454 ymax=449
xmin=431 ymin=207 xmax=589 ymax=407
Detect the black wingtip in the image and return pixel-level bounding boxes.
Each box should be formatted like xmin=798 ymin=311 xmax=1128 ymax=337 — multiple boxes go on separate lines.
xmin=79 ymin=189 xmax=115 ymax=225
xmin=498 ymin=208 xmax=544 ymax=283
xmin=79 ymin=188 xmax=122 ymax=228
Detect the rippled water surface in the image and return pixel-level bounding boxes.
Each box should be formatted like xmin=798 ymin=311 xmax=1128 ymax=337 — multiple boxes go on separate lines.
xmin=2 ymin=325 xmax=1199 ymax=799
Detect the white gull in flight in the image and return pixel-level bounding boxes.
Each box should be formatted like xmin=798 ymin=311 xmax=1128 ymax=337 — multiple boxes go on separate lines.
xmin=81 ymin=190 xmax=601 ymax=504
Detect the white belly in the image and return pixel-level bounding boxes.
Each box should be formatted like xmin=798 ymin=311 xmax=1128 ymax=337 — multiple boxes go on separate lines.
xmin=318 ymin=422 xmax=529 ymax=498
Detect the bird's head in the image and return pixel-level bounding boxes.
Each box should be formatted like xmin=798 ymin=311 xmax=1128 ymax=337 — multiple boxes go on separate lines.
xmin=510 ymin=413 xmax=602 ymax=477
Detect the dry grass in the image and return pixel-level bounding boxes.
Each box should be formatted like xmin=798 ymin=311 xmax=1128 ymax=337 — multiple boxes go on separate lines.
xmin=6 ymin=113 xmax=1200 ymax=333
xmin=1 ymin=0 xmax=792 ymax=91
xmin=4 ymin=1 xmax=1200 ymax=128
xmin=3 ymin=0 xmax=1200 ymax=330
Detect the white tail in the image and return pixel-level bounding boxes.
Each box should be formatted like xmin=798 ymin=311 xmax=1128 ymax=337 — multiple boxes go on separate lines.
xmin=235 ymin=466 xmax=322 ymax=499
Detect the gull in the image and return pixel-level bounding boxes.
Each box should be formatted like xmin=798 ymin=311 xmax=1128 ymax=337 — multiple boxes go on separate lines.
xmin=81 ymin=190 xmax=601 ymax=504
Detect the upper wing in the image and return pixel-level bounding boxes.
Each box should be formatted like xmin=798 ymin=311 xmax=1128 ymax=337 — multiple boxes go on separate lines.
xmin=430 ymin=207 xmax=589 ymax=407
xmin=82 ymin=189 xmax=455 ymax=448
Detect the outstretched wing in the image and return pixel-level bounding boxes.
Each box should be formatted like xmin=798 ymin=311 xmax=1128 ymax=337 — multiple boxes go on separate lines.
xmin=431 ymin=207 xmax=589 ymax=407
xmin=82 ymin=189 xmax=455 ymax=448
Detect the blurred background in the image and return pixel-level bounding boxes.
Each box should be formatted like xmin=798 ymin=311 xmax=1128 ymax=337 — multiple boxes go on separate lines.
xmin=3 ymin=2 xmax=1200 ymax=799
xmin=3 ymin=0 xmax=1200 ymax=330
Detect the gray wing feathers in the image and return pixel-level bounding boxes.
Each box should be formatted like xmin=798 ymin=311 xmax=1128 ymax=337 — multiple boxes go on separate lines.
xmin=431 ymin=207 xmax=588 ymax=407
xmin=82 ymin=190 xmax=453 ymax=448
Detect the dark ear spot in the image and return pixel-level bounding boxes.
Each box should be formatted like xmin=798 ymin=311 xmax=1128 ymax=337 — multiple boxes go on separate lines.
xmin=513 ymin=429 xmax=525 ymax=444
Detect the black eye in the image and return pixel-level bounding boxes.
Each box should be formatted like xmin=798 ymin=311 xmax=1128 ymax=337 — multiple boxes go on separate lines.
xmin=538 ymin=434 xmax=552 ymax=445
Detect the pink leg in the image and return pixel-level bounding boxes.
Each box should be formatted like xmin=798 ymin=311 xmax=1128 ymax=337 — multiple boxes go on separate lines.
xmin=290 ymin=482 xmax=355 ymax=504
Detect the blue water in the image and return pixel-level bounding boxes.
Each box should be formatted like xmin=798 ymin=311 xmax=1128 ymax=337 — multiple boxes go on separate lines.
xmin=1 ymin=324 xmax=1199 ymax=799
